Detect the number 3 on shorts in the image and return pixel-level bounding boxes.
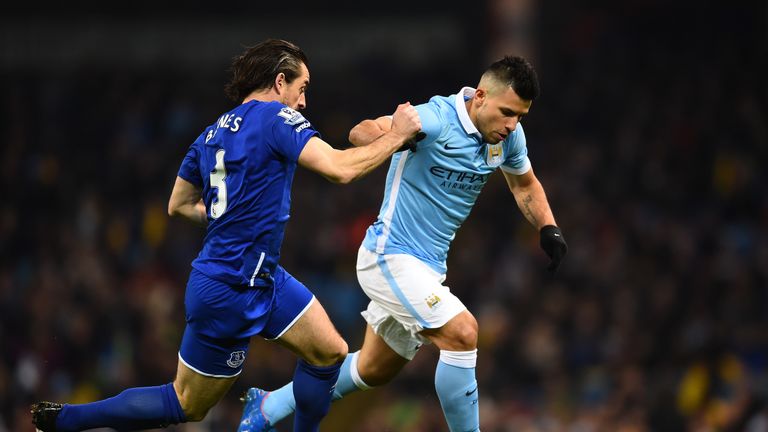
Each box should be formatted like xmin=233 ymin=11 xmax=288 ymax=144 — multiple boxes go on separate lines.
xmin=210 ymin=149 xmax=228 ymax=219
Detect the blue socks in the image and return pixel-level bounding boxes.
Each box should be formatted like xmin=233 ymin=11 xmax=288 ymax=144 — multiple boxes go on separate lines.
xmin=261 ymin=382 xmax=296 ymax=424
xmin=55 ymin=382 xmax=186 ymax=432
xmin=263 ymin=351 xmax=368 ymax=424
xmin=334 ymin=351 xmax=371 ymax=399
xmin=291 ymin=359 xmax=343 ymax=432
xmin=260 ymin=349 xmax=480 ymax=431
xmin=435 ymin=349 xmax=480 ymax=432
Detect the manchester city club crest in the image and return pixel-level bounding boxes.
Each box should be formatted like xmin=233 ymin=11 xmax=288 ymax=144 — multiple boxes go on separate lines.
xmin=486 ymin=143 xmax=504 ymax=167
xmin=226 ymin=351 xmax=246 ymax=368
xmin=425 ymin=293 xmax=442 ymax=310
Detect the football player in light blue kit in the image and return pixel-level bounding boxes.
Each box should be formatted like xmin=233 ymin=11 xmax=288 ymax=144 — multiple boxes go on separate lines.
xmin=30 ymin=39 xmax=422 ymax=432
xmin=239 ymin=56 xmax=568 ymax=431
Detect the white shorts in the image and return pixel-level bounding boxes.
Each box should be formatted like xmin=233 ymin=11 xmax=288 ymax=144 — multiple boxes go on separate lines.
xmin=356 ymin=246 xmax=467 ymax=360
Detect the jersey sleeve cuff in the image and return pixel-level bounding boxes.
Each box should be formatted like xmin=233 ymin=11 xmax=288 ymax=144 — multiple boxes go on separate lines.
xmin=177 ymin=172 xmax=203 ymax=187
xmin=500 ymin=156 xmax=531 ymax=175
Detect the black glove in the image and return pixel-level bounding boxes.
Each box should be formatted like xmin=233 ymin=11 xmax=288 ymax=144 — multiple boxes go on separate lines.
xmin=540 ymin=225 xmax=567 ymax=273
xmin=398 ymin=131 xmax=426 ymax=152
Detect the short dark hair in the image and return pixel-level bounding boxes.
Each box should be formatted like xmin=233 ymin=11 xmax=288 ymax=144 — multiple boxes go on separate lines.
xmin=224 ymin=39 xmax=308 ymax=102
xmin=485 ymin=56 xmax=540 ymax=101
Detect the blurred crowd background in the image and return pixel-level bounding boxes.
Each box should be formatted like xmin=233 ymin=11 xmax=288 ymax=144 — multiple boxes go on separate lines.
xmin=1 ymin=1 xmax=766 ymax=431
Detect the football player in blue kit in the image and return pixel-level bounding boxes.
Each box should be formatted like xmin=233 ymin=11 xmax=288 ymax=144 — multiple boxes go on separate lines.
xmin=30 ymin=39 xmax=422 ymax=432
xmin=238 ymin=56 xmax=568 ymax=432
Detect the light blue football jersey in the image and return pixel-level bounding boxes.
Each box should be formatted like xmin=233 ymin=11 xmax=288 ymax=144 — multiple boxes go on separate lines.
xmin=362 ymin=87 xmax=532 ymax=273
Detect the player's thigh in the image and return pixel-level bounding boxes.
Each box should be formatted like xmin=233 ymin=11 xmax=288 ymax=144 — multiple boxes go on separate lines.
xmin=274 ymin=299 xmax=348 ymax=366
xmin=260 ymin=267 xmax=347 ymax=365
xmin=173 ymin=359 xmax=237 ymax=421
xmin=357 ymin=324 xmax=410 ymax=386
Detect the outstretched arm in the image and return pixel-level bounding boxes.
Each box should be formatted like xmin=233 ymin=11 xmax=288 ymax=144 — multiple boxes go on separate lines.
xmin=168 ymin=176 xmax=207 ymax=226
xmin=298 ymin=103 xmax=421 ymax=184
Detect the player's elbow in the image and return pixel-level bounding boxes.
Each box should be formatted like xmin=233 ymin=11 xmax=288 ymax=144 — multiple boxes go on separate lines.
xmin=327 ymin=169 xmax=357 ymax=184
xmin=167 ymin=200 xmax=188 ymax=218
xmin=324 ymin=158 xmax=360 ymax=184
xmin=168 ymin=202 xmax=180 ymax=217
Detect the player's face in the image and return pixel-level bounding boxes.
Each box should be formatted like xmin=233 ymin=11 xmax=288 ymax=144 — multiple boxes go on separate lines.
xmin=281 ymin=63 xmax=309 ymax=110
xmin=474 ymin=86 xmax=531 ymax=144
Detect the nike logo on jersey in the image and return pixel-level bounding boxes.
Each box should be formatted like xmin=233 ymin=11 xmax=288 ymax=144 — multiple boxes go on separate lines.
xmin=444 ymin=142 xmax=462 ymax=150
xmin=465 ymin=386 xmax=478 ymax=396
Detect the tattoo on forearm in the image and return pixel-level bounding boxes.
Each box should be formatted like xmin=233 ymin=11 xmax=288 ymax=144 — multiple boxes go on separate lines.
xmin=522 ymin=195 xmax=538 ymax=226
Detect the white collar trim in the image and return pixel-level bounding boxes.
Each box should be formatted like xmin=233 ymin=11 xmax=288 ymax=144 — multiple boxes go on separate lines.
xmin=455 ymin=87 xmax=480 ymax=137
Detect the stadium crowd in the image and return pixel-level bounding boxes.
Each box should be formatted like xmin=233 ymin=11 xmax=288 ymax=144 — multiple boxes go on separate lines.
xmin=1 ymin=2 xmax=766 ymax=431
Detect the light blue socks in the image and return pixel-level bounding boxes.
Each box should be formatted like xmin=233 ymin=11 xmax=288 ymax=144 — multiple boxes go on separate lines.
xmin=435 ymin=349 xmax=480 ymax=432
xmin=260 ymin=349 xmax=480 ymax=431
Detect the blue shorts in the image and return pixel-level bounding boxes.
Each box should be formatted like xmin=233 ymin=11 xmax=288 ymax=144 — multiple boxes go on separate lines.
xmin=179 ymin=266 xmax=313 ymax=377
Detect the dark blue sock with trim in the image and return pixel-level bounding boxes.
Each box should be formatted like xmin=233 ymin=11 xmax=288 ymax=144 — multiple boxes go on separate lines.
xmin=292 ymin=359 xmax=342 ymax=432
xmin=55 ymin=382 xmax=186 ymax=432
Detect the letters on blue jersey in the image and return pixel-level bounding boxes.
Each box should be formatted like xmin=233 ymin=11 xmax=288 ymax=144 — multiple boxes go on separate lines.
xmin=177 ymin=101 xmax=319 ymax=286
xmin=205 ymin=113 xmax=243 ymax=144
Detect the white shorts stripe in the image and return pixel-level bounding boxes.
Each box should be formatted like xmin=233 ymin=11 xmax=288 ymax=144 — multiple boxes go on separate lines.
xmin=178 ymin=352 xmax=242 ymax=378
xmin=375 ymin=254 xmax=429 ymax=328
xmin=265 ymin=296 xmax=315 ymax=341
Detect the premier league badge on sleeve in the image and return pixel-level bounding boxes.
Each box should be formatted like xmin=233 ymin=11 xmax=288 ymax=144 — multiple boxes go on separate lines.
xmin=486 ymin=143 xmax=504 ymax=167
xmin=278 ymin=107 xmax=312 ymax=133
xmin=277 ymin=107 xmax=307 ymax=126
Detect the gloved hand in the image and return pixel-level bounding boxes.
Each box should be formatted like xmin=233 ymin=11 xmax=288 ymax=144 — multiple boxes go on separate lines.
xmin=399 ymin=131 xmax=426 ymax=152
xmin=540 ymin=225 xmax=567 ymax=273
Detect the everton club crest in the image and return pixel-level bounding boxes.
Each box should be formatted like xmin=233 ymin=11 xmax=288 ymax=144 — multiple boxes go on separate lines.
xmin=226 ymin=351 xmax=246 ymax=368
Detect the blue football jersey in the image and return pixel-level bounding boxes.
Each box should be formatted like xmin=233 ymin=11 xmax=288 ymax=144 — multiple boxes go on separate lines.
xmin=178 ymin=100 xmax=318 ymax=287
xmin=362 ymin=87 xmax=531 ymax=274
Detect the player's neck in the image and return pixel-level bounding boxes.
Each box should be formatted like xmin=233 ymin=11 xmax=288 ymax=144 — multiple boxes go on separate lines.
xmin=242 ymin=88 xmax=281 ymax=105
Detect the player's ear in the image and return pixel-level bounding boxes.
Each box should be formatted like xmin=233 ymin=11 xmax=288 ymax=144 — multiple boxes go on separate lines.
xmin=474 ymin=88 xmax=487 ymax=107
xmin=274 ymin=72 xmax=286 ymax=94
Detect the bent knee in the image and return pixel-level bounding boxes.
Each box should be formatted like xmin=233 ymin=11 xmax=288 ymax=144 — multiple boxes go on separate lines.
xmin=308 ymin=338 xmax=348 ymax=366
xmin=326 ymin=339 xmax=349 ymax=364
xmin=177 ymin=398 xmax=210 ymax=422
xmin=175 ymin=384 xmax=217 ymax=423
xmin=182 ymin=409 xmax=208 ymax=423
xmin=452 ymin=326 xmax=478 ymax=349
xmin=433 ymin=313 xmax=479 ymax=350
